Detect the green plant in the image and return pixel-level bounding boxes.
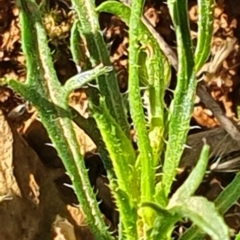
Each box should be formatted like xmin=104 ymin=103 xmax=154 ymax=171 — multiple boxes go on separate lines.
xmin=8 ymin=0 xmax=240 ymax=239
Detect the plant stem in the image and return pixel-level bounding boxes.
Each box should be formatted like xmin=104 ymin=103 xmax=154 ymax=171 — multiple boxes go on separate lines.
xmin=162 ymin=0 xmax=195 ymax=200
xmin=11 ymin=1 xmax=113 ymax=239
xmin=71 ymin=0 xmax=130 ymax=138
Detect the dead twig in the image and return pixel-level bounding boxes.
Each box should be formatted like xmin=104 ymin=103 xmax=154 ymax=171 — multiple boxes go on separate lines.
xmin=180 ymin=126 xmax=240 ymax=168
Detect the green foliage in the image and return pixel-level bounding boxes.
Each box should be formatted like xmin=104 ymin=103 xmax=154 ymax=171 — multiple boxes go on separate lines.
xmin=11 ymin=0 xmax=113 ymax=239
xmin=169 ymin=142 xmax=210 ymax=203
xmin=9 ymin=0 xmax=240 ymax=239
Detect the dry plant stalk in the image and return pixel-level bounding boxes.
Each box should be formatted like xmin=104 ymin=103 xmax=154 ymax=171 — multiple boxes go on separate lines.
xmin=197 ymin=37 xmax=237 ymax=81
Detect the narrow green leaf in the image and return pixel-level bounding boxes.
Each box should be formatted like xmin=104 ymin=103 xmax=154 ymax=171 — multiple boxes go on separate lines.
xmin=91 ymin=98 xmax=138 ymax=200
xmin=194 ymin=0 xmax=214 ymax=72
xmin=111 ymin=185 xmax=138 ymax=240
xmin=128 ymin=0 xmax=155 ymax=212
xmin=96 ymin=1 xmax=176 ymax=70
xmin=91 ymin=98 xmax=138 ymax=238
xmin=162 ymin=0 xmax=196 ymax=199
xmin=138 ymin=50 xmax=149 ymax=86
xmin=97 ymin=0 xmax=169 ymax=169
xmin=179 ymin=173 xmax=240 ymax=240
xmin=13 ymin=1 xmax=113 ymax=239
xmin=215 ymin=172 xmax=240 ymax=214
xmin=235 ymin=233 xmax=240 ymax=240
xmin=72 ymin=0 xmax=130 ymax=138
xmin=70 ymin=19 xmax=90 ymax=70
xmin=170 ymin=196 xmax=230 ymax=240
xmin=63 ymin=65 xmax=112 ymax=97
xmin=142 ymin=202 xmax=181 ymax=239
xmin=170 ymin=141 xmax=210 ymax=203
xmin=142 ymin=202 xmax=173 ymax=217
xmin=70 ymin=19 xmax=115 ymax=180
